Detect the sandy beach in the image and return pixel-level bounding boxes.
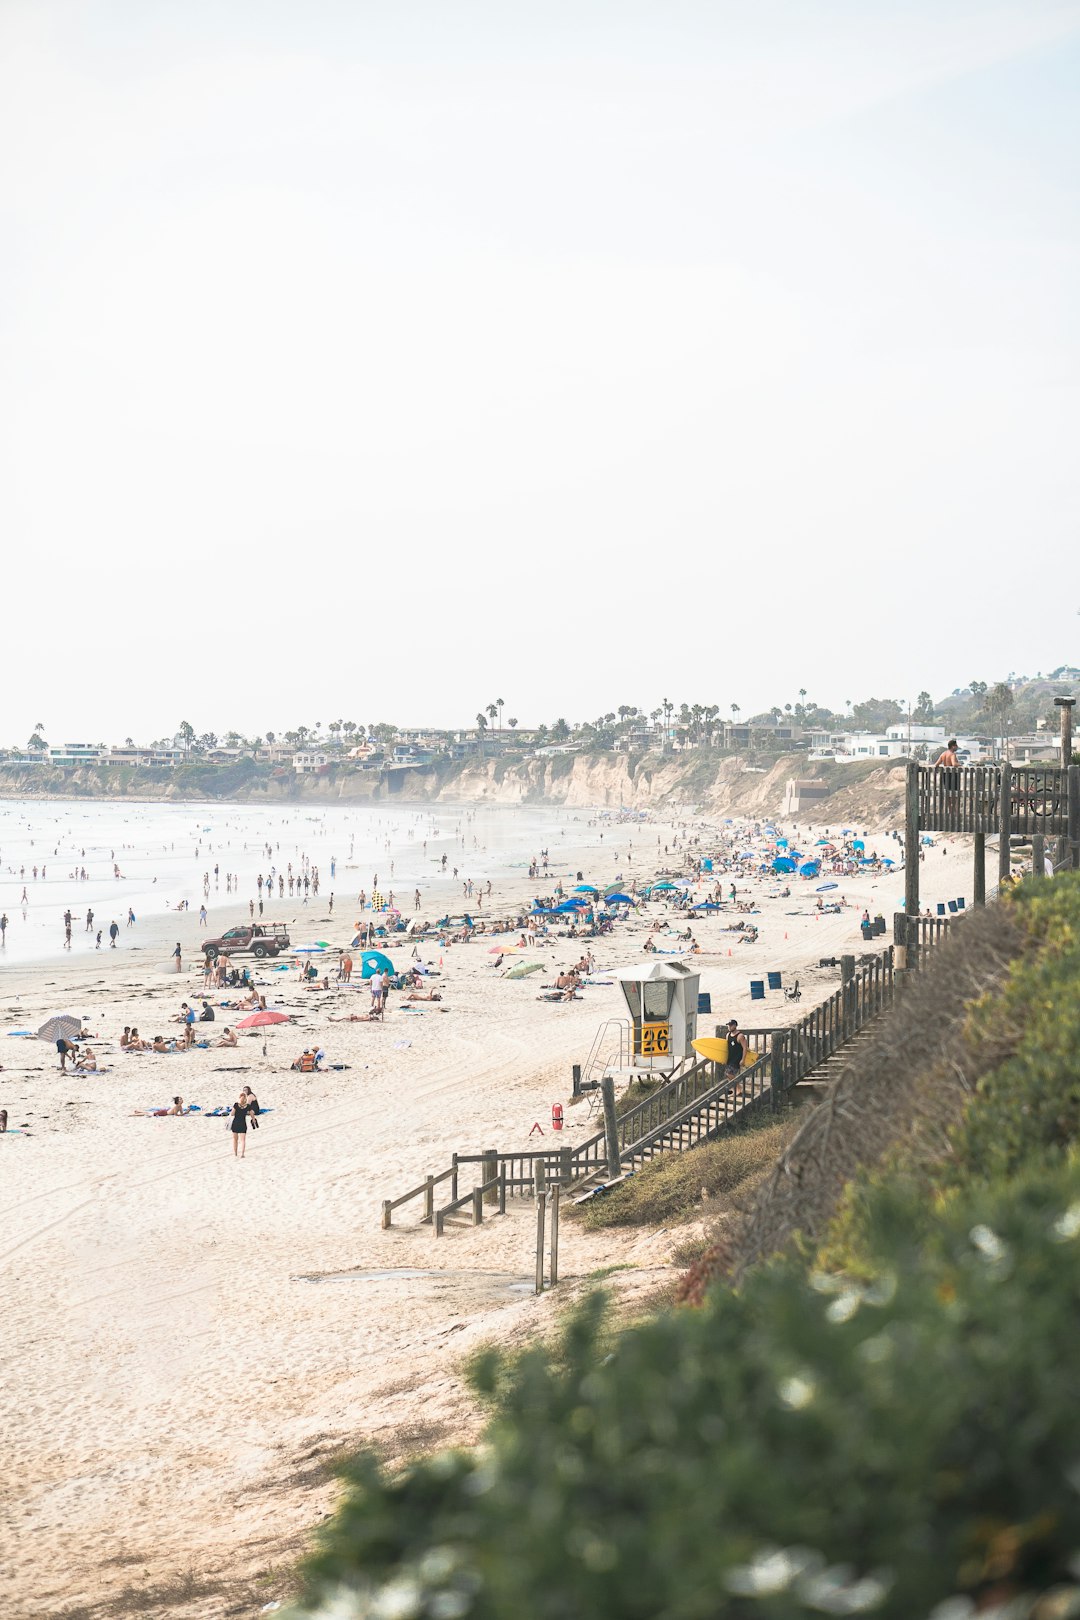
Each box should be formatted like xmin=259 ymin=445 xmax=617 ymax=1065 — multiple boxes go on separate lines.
xmin=0 ymin=801 xmax=972 ymax=1618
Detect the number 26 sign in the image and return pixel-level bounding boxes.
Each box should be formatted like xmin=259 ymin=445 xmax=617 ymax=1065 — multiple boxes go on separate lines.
xmin=640 ymin=1022 xmax=670 ymax=1055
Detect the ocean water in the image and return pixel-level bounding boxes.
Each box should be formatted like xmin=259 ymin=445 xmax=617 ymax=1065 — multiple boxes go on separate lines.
xmin=0 ymin=798 xmax=655 ymax=966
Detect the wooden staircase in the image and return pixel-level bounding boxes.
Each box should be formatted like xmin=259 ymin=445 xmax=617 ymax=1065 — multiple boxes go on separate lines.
xmin=381 ymin=941 xmax=952 ymax=1231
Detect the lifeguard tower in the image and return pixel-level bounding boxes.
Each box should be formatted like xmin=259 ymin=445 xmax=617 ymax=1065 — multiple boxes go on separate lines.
xmin=615 ymin=959 xmax=700 ymax=1074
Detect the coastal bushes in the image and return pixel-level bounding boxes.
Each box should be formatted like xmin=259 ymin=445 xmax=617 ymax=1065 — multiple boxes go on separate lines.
xmin=294 ymin=1162 xmax=1080 ymax=1619
xmin=580 ymin=1120 xmax=789 ymax=1230
xmin=289 ymin=876 xmax=1080 ymax=1620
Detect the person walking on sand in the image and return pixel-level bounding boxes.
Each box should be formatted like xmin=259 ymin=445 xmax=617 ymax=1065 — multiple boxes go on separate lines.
xmin=86 ymin=908 xmax=94 ymax=932
xmin=173 ymin=941 xmax=182 ymax=972
xmin=228 ymin=1094 xmax=250 ymax=1157
xmin=0 ymin=913 xmax=7 ymax=945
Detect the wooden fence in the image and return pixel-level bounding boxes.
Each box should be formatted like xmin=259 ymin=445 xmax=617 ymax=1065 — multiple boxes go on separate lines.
xmin=916 ymin=762 xmax=1076 ymax=837
xmin=766 ymin=950 xmax=894 ymax=1093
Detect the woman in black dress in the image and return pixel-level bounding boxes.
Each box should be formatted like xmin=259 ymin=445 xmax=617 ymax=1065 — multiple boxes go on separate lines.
xmin=229 ymin=1095 xmax=249 ymax=1158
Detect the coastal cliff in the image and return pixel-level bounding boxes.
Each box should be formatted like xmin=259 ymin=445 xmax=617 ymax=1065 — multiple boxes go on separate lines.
xmin=0 ymin=752 xmax=906 ymax=824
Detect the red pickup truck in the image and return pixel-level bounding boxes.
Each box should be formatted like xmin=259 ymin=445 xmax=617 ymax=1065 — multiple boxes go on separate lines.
xmin=201 ymin=923 xmax=291 ymax=960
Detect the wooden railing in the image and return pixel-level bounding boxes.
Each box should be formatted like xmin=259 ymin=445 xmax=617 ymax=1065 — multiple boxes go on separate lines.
xmin=381 ymin=1163 xmax=458 ymax=1228
xmin=916 ymin=762 xmax=1075 ymax=836
xmin=434 ymin=1167 xmax=507 ymax=1236
xmin=613 ymin=1055 xmax=721 ymax=1150
xmin=768 ymin=950 xmax=893 ymax=1093
xmin=620 ymin=1063 xmax=772 ymax=1167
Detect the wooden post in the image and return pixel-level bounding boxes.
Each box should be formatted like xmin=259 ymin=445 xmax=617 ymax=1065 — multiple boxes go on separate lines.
xmin=423 ymin=1175 xmax=434 ymax=1223
xmin=498 ymin=1165 xmax=507 ymax=1215
xmin=1032 ymin=833 xmax=1046 ymax=880
xmin=559 ymin=1146 xmax=572 ymax=1186
xmin=905 ymin=761 xmax=920 ymax=917
xmin=769 ymin=1030 xmax=786 ymax=1111
xmin=571 ymin=1063 xmax=582 ymax=1097
xmin=1055 ymin=696 xmax=1075 ymax=768
xmin=999 ymin=763 xmax=1013 ymax=891
xmin=534 ymin=1155 xmax=547 ymax=1197
xmin=973 ymin=832 xmax=986 ymax=907
xmin=840 ymin=955 xmax=855 ymax=1038
xmin=1069 ymin=765 xmax=1080 ymax=869
xmin=381 ymin=1199 xmax=392 ymax=1230
xmin=482 ymin=1148 xmax=498 ymax=1207
xmin=451 ymin=1153 xmax=459 ymax=1204
xmin=601 ymin=1074 xmax=621 ymax=1179
xmin=535 ymin=1191 xmax=547 ymax=1294
xmin=550 ymin=1184 xmax=560 ymax=1285
xmin=472 ymin=1187 xmax=484 ymax=1225
xmin=893 ymin=911 xmax=908 ymax=974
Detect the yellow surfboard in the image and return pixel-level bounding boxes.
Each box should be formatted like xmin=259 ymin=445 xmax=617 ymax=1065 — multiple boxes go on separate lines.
xmin=692 ymin=1036 xmax=729 ymax=1064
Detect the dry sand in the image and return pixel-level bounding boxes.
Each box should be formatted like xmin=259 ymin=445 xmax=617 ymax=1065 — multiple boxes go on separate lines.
xmin=0 ymin=809 xmax=973 ymax=1618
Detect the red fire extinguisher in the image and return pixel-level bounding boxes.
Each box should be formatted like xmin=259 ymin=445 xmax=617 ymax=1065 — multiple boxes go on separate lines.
xmin=552 ymin=1102 xmax=564 ymax=1131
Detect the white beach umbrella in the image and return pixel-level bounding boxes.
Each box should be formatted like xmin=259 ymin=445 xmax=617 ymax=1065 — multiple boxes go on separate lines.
xmin=37 ymin=1013 xmax=82 ymax=1044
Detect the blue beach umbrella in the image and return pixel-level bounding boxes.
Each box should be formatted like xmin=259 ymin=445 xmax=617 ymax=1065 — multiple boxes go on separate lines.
xmin=799 ymin=860 xmax=820 ymax=876
xmin=606 ymin=893 xmax=633 ymax=904
xmin=772 ymin=857 xmax=796 ymax=873
xmin=573 ymin=884 xmax=599 ymax=894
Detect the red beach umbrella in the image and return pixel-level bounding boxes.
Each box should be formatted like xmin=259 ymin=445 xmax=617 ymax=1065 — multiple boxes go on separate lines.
xmin=237 ymin=1007 xmax=291 ymax=1058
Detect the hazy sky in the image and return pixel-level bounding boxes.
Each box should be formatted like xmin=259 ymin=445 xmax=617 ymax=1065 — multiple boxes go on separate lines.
xmin=2 ymin=1 xmax=1078 ymax=743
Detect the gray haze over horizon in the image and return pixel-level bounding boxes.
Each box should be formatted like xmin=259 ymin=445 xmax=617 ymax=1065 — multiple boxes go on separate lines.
xmin=2 ymin=1 xmax=1078 ymax=744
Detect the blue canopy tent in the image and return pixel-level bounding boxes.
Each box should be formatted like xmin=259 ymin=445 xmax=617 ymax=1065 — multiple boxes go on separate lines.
xmin=772 ymin=857 xmax=797 ymax=874
xmin=360 ymin=951 xmax=395 ymax=978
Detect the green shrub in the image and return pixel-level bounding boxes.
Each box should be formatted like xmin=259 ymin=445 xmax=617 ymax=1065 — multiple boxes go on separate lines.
xmin=581 ymin=1124 xmax=789 ymax=1230
xmin=294 ymin=1162 xmax=1080 ymax=1619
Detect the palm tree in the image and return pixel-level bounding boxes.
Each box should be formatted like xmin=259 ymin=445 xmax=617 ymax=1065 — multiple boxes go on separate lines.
xmin=496 ymin=697 xmax=505 ymax=732
xmin=265 ymin=730 xmax=276 ymax=746
xmin=508 ymin=717 xmax=518 ymax=730
xmin=178 ymin=720 xmax=195 ymax=756
xmin=989 ymin=682 xmax=1014 ymax=758
xmin=486 ymin=703 xmax=498 ymax=732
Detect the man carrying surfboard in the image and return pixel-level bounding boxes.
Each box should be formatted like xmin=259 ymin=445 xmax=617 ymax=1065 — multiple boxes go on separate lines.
xmin=725 ymin=1021 xmax=747 ymax=1078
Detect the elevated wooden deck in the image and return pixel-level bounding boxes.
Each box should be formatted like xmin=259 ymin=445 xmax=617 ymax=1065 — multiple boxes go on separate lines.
xmin=915 ymin=762 xmax=1076 ymax=836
